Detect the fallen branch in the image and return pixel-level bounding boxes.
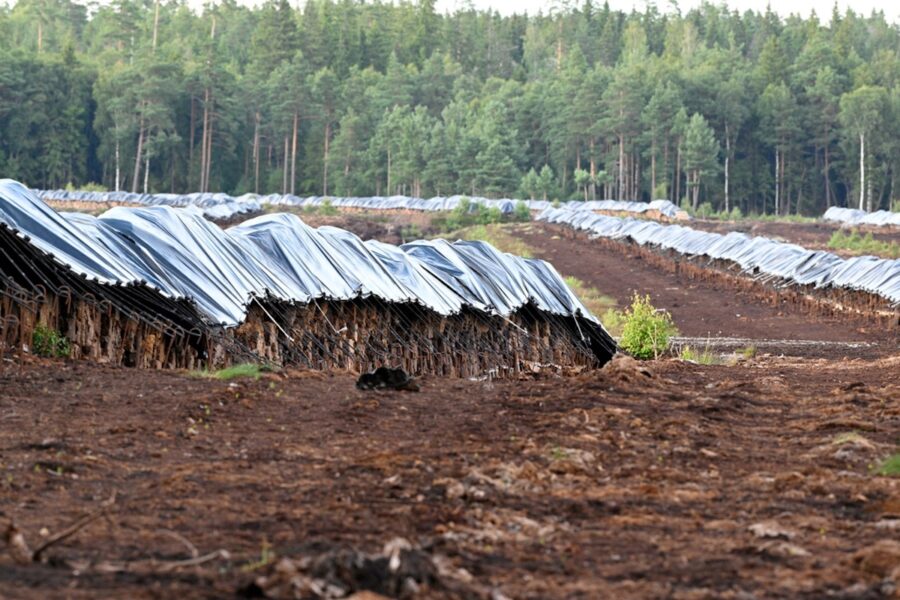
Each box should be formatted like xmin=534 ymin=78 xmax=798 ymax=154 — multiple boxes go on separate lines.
xmin=4 ymin=492 xmax=116 ymax=563
xmin=158 ymin=529 xmax=199 ymax=559
xmin=156 ymin=549 xmax=231 ymax=573
xmin=31 ymin=509 xmax=107 ymax=561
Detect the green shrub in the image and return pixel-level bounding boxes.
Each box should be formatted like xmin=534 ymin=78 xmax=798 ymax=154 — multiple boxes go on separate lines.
xmin=32 ymin=324 xmax=70 ymax=358
xmin=319 ymin=198 xmax=338 ymax=216
xmin=695 ymin=201 xmax=714 ymax=219
xmin=618 ymin=294 xmax=678 ymax=359
xmin=436 ymin=197 xmax=522 ymax=232
xmin=513 ymin=201 xmax=531 ymax=222
xmin=874 ymin=453 xmax=900 ymax=477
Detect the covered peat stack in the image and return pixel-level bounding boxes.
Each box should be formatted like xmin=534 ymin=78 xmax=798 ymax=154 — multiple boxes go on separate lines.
xmin=0 ymin=180 xmax=615 ymax=376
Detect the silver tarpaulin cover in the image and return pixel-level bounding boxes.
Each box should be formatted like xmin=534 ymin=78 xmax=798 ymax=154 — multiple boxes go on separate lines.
xmin=538 ymin=206 xmax=900 ymax=306
xmin=0 ymin=181 xmax=613 ymax=365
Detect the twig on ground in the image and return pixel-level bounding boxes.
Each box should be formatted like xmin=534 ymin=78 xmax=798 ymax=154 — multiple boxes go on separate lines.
xmin=158 ymin=529 xmax=200 ymax=559
xmin=156 ymin=549 xmax=231 ymax=573
xmin=5 ymin=491 xmax=116 ymax=563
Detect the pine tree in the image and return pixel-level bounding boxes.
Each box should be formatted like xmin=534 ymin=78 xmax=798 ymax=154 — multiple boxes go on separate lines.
xmin=682 ymin=113 xmax=719 ymax=210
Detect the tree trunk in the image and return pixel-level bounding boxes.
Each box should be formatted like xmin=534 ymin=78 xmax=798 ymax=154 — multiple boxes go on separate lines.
xmin=589 ymin=138 xmax=596 ymax=200
xmin=663 ymin=139 xmax=670 ymax=200
xmin=824 ymin=145 xmax=832 ymax=207
xmin=253 ymin=111 xmax=260 ymax=194
xmin=131 ymin=115 xmax=145 ymax=193
xmin=143 ymin=155 xmax=150 ymax=193
xmin=866 ymin=157 xmax=873 ymax=212
xmin=674 ymin=144 xmax=681 ymax=206
xmin=282 ymin=136 xmax=288 ymax=194
xmin=634 ymin=152 xmax=640 ymax=200
xmin=204 ymin=116 xmax=214 ymax=192
xmin=189 ymin=98 xmax=195 ymax=182
xmin=200 ymin=88 xmax=210 ymax=192
xmin=152 ymin=0 xmax=160 ymax=51
xmin=781 ymin=151 xmax=787 ymax=214
xmin=386 ymin=147 xmax=392 ymax=195
xmin=323 ymin=121 xmax=331 ymax=196
xmin=774 ymin=148 xmax=780 ymax=215
xmin=618 ymin=134 xmax=625 ymax=200
xmin=724 ymin=126 xmax=730 ymax=213
xmin=859 ymin=132 xmax=865 ymax=210
xmin=290 ymin=111 xmax=298 ymax=196
xmin=114 ymin=137 xmax=121 ymax=192
xmin=650 ymin=136 xmax=657 ymax=198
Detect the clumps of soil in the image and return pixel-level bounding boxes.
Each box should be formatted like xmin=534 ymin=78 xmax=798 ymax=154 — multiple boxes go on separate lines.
xmin=241 ymin=539 xmax=487 ymax=599
xmin=356 ymin=367 xmax=420 ymax=392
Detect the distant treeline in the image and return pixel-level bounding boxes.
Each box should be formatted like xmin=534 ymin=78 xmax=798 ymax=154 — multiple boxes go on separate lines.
xmin=1 ymin=0 xmax=899 ymax=214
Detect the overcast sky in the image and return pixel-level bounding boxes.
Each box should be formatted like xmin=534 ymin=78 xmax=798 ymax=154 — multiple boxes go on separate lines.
xmin=432 ymin=0 xmax=900 ymax=22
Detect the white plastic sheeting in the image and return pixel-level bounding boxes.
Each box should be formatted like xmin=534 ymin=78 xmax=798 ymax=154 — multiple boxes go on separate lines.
xmin=822 ymin=206 xmax=900 ymax=227
xmin=539 ymin=206 xmax=900 ymax=306
xmin=2 ymin=181 xmax=607 ymax=337
xmin=38 ymin=188 xmax=682 ymax=222
xmin=560 ymin=199 xmax=684 ymax=219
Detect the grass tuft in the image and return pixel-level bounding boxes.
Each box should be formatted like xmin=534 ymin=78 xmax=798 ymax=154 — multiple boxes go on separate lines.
xmin=679 ymin=345 xmax=721 ymax=365
xmin=193 ymin=363 xmax=269 ymax=380
xmin=563 ymin=276 xmax=618 ymax=318
xmin=874 ymin=453 xmax=900 ymax=477
xmin=441 ymin=223 xmax=536 ymax=258
xmin=827 ymin=229 xmax=900 ymax=259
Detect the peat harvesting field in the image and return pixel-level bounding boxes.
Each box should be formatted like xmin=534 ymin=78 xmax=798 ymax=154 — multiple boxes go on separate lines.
xmin=1 ymin=209 xmax=899 ymax=599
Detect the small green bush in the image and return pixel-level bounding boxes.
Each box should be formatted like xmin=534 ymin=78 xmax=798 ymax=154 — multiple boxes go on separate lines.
xmin=874 ymin=453 xmax=900 ymax=477
xmin=319 ymin=198 xmax=338 ymax=216
xmin=695 ymin=202 xmax=714 ymax=219
xmin=619 ymin=294 xmax=678 ymax=359
xmin=32 ymin=324 xmax=70 ymax=358
xmin=513 ymin=201 xmax=531 ymax=222
xmin=436 ymin=197 xmax=525 ymax=232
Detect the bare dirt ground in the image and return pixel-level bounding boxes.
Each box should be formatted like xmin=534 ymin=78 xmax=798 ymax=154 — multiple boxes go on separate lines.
xmin=515 ymin=224 xmax=897 ymax=359
xmin=687 ymin=219 xmax=900 ymax=257
xmin=1 ymin=352 xmax=898 ymax=599
xmin=2 ymin=215 xmax=898 ymax=599
xmin=278 ymin=210 xmax=439 ymax=245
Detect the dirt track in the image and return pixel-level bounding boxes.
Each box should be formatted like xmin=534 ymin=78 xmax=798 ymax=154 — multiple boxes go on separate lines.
xmin=515 ymin=224 xmax=897 ymax=358
xmin=0 ymin=353 xmax=899 ymax=599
